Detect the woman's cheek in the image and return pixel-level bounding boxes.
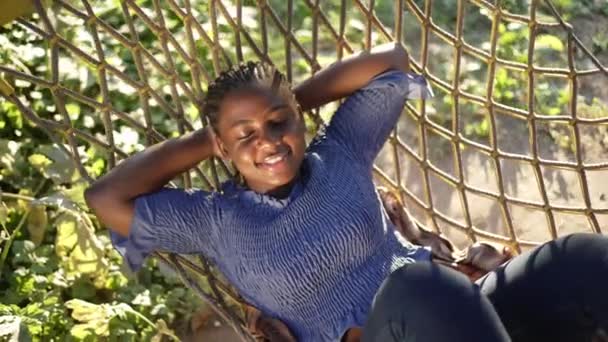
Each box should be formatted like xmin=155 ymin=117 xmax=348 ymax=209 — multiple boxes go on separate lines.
xmin=233 ymin=144 xmax=256 ymax=167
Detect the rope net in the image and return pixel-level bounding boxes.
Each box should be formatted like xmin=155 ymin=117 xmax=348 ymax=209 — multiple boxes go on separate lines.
xmin=1 ymin=0 xmax=607 ymax=340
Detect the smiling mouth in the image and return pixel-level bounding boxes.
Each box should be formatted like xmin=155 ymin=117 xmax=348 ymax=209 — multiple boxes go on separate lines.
xmin=257 ymin=150 xmax=290 ymax=169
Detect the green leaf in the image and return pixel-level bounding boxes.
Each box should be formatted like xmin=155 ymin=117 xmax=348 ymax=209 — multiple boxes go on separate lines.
xmin=68 ymin=239 xmax=107 ymax=276
xmin=103 ymin=270 xmax=128 ymax=291
xmin=152 ymin=319 xmax=178 ymax=342
xmin=11 ymin=241 xmax=36 ymax=265
xmin=69 ymin=323 xmax=95 ymax=340
xmin=65 ymin=300 xmax=137 ymax=338
xmin=4 ymin=102 xmax=23 ymax=129
xmin=27 ymin=204 xmax=47 ymax=246
xmin=55 ymin=213 xmax=108 ymax=276
xmin=55 ymin=214 xmax=79 ymax=257
xmin=61 ymin=181 xmax=88 ymax=208
xmin=150 ymin=304 xmax=168 ymax=316
xmin=132 ymin=289 xmax=151 ymax=307
xmin=50 ymin=269 xmax=69 ymax=288
xmin=29 ymin=145 xmax=78 ymax=185
xmin=28 ymin=153 xmax=52 ymax=174
xmin=65 ymin=299 xmax=107 ymax=325
xmin=536 ymin=34 xmax=565 ymax=52
xmin=65 ymin=103 xmax=81 ymax=120
xmin=31 ymin=193 xmax=78 ymax=212
xmin=6 ymin=267 xmax=36 ymax=303
xmin=0 ymin=305 xmax=17 ymax=316
xmin=70 ymin=277 xmax=97 ymax=300
xmin=0 ymin=139 xmax=21 ymax=172
xmin=0 ymin=201 xmax=8 ymax=227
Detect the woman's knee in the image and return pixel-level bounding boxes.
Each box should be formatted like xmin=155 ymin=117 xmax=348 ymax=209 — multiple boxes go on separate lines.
xmin=364 ymin=262 xmax=509 ymax=342
xmin=485 ymin=233 xmax=608 ymax=294
xmin=547 ymin=233 xmax=608 ymax=268
xmin=372 ymin=262 xmax=479 ymax=314
xmin=560 ymin=232 xmax=608 ymax=253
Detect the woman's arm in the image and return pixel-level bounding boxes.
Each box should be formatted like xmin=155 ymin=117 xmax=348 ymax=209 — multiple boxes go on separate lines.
xmin=84 ymin=127 xmax=218 ymax=237
xmin=294 ymin=42 xmax=410 ymax=112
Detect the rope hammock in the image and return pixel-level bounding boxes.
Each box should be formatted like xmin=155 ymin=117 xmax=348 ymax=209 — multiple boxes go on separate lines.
xmin=1 ymin=0 xmax=607 ymax=340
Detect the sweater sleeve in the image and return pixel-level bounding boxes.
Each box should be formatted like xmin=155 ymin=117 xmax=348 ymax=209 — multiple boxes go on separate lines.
xmin=325 ymin=70 xmax=432 ymax=167
xmin=110 ymin=187 xmax=220 ymax=271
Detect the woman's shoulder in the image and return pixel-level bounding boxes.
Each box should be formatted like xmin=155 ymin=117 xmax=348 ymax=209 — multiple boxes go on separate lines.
xmin=306 ymin=124 xmax=368 ymax=169
xmin=307 ymin=125 xmax=347 ymax=156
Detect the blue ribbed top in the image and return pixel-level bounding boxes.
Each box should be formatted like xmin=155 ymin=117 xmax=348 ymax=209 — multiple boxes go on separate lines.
xmin=111 ymin=70 xmax=433 ymax=342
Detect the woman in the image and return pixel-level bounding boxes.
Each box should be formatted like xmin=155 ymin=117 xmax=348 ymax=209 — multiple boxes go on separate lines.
xmin=85 ymin=43 xmax=608 ymax=342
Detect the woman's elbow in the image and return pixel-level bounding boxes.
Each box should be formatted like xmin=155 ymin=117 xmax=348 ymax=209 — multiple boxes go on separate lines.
xmin=84 ymin=182 xmax=120 ymax=216
xmin=84 ymin=183 xmax=105 ymax=211
xmin=391 ymin=44 xmax=410 ymax=73
xmin=84 ymin=183 xmax=133 ymax=237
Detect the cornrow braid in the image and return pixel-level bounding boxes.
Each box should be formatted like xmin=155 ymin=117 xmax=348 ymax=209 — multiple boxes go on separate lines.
xmin=202 ymin=61 xmax=300 ymax=130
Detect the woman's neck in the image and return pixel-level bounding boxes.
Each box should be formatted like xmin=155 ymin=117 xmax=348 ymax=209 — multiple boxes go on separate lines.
xmin=244 ymin=169 xmax=302 ymax=199
xmin=266 ymin=180 xmax=296 ymax=199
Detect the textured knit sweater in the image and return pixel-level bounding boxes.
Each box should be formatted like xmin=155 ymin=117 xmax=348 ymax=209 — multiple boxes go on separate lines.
xmin=111 ymin=70 xmax=433 ymax=342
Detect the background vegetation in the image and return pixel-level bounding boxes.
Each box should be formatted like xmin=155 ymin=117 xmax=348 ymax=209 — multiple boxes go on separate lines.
xmin=0 ymin=0 xmax=607 ymax=340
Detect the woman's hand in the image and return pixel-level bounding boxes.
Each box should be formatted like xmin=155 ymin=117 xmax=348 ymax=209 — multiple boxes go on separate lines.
xmin=207 ymin=126 xmax=224 ymax=159
xmin=378 ymin=187 xmax=456 ymax=262
xmin=454 ymin=242 xmax=513 ymax=281
xmin=294 ymin=42 xmax=410 ymax=112
xmin=379 ymin=187 xmax=512 ymax=282
xmin=244 ymin=304 xmax=297 ymax=342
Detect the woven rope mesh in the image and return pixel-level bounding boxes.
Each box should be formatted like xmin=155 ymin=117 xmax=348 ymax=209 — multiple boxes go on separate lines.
xmin=1 ymin=0 xmax=607 ymax=340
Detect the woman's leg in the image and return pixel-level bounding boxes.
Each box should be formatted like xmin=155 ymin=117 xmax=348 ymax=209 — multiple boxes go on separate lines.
xmin=361 ymin=262 xmax=511 ymax=342
xmin=477 ymin=233 xmax=608 ymax=342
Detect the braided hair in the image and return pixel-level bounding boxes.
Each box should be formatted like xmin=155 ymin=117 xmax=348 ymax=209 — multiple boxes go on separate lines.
xmin=202 ymin=61 xmax=300 ymax=131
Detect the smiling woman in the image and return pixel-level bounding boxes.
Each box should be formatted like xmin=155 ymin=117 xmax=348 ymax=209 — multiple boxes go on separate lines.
xmin=2 ymin=0 xmax=608 ymax=341
xmin=84 ymin=43 xmax=437 ymax=342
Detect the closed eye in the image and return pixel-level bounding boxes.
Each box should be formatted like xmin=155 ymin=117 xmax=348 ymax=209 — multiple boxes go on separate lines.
xmin=268 ymin=110 xmax=292 ymax=128
xmin=238 ymin=131 xmax=255 ymax=141
xmin=270 ymin=119 xmax=287 ymax=129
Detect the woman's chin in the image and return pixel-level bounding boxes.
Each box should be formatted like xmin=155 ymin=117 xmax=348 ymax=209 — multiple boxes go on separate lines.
xmin=242 ymin=157 xmax=302 ymax=196
xmin=270 ymin=173 xmax=298 ymax=189
xmin=255 ymin=160 xmax=300 ymax=182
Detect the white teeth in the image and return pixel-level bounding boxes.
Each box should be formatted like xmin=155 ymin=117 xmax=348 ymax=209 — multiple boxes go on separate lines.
xmin=263 ymin=152 xmax=286 ymax=164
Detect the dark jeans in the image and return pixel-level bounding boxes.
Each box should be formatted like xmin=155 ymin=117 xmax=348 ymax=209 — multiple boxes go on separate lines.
xmin=361 ymin=233 xmax=608 ymax=342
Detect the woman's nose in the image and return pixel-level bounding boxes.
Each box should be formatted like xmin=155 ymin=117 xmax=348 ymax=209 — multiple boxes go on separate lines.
xmin=257 ymin=127 xmax=282 ymax=148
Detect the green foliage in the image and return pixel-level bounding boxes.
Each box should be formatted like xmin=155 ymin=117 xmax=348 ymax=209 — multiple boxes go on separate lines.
xmin=0 ymin=192 xmax=200 ymax=340
xmin=1 ymin=8 xmax=203 ymax=340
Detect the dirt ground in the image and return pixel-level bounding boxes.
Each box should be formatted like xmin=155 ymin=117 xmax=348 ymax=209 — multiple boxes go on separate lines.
xmin=180 ymin=314 xmax=241 ymax=342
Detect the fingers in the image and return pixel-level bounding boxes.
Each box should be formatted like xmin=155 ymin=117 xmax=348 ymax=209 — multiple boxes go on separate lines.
xmin=435 ymin=241 xmax=514 ymax=282
xmin=243 ymin=303 xmax=297 ymax=342
xmin=378 ymin=186 xmax=509 ymax=283
xmin=455 ymin=263 xmax=486 ymax=282
xmin=378 ymin=188 xmax=422 ymax=242
xmin=243 ymin=304 xmax=262 ymax=333
xmin=463 ymin=242 xmax=512 ymax=272
xmin=257 ymin=318 xmax=298 ymax=342
xmin=432 ymin=259 xmax=484 ymax=282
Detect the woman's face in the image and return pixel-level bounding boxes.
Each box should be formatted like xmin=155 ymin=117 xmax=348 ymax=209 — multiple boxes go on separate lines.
xmin=214 ymin=86 xmax=306 ymax=197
